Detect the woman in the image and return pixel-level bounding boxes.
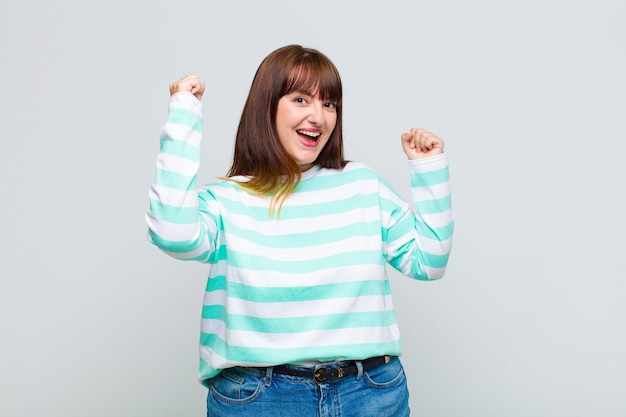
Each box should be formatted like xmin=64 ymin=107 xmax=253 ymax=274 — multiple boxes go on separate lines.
xmin=146 ymin=45 xmax=454 ymax=416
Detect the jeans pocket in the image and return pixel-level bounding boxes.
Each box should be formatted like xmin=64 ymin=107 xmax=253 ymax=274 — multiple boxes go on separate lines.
xmin=363 ymin=357 xmax=406 ymax=389
xmin=209 ymin=369 xmax=264 ymax=405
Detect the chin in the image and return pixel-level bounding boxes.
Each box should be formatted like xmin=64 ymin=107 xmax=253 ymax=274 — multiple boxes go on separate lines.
xmin=295 ymin=155 xmax=318 ymax=166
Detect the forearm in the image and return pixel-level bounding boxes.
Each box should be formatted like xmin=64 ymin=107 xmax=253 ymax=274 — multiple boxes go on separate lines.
xmin=145 ymin=93 xmax=211 ymax=259
xmin=384 ymin=152 xmax=454 ymax=280
xmin=407 ymin=152 xmax=454 ymax=279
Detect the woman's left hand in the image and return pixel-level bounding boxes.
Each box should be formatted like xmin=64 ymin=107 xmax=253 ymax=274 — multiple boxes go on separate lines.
xmin=401 ymin=128 xmax=444 ymax=160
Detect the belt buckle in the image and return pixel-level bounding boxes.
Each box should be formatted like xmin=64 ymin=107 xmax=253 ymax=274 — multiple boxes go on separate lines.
xmin=314 ymin=366 xmax=345 ymax=384
xmin=313 ymin=366 xmax=328 ymax=384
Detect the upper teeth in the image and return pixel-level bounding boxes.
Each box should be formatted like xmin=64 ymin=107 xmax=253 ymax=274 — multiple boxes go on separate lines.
xmin=297 ymin=130 xmax=321 ymax=138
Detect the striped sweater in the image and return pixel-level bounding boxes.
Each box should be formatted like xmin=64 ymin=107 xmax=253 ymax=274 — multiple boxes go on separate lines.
xmin=146 ymin=93 xmax=454 ymax=385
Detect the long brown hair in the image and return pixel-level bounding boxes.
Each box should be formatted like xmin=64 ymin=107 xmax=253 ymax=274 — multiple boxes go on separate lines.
xmin=227 ymin=45 xmax=346 ymax=214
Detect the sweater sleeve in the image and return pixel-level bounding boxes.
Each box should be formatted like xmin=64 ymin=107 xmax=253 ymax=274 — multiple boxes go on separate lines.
xmin=145 ymin=93 xmax=217 ymax=262
xmin=383 ymin=152 xmax=454 ymax=280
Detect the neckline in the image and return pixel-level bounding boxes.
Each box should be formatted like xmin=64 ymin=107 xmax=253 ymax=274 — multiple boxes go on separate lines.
xmin=300 ymin=165 xmax=321 ymax=181
xmin=229 ymin=166 xmax=322 ymax=184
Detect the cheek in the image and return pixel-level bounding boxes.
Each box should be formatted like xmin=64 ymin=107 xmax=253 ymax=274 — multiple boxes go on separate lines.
xmin=327 ymin=113 xmax=338 ymax=131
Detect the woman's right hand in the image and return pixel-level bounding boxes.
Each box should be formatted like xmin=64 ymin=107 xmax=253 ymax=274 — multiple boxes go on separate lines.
xmin=169 ymin=75 xmax=205 ymax=100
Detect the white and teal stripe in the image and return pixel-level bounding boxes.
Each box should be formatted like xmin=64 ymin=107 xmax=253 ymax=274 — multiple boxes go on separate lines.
xmin=146 ymin=93 xmax=454 ymax=386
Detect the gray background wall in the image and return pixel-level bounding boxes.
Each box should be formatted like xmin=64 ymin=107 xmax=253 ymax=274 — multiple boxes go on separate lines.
xmin=1 ymin=1 xmax=625 ymax=416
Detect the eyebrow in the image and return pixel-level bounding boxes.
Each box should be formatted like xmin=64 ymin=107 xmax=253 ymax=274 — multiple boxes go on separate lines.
xmin=288 ymin=89 xmax=317 ymax=97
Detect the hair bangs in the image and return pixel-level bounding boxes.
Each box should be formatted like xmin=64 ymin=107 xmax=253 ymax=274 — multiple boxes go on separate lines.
xmin=284 ymin=59 xmax=342 ymax=103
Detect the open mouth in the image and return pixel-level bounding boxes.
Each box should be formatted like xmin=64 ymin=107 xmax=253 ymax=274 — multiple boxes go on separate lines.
xmin=297 ymin=129 xmax=321 ymax=145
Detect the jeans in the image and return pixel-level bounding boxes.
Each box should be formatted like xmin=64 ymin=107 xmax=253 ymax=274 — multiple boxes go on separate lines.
xmin=207 ymin=356 xmax=410 ymax=416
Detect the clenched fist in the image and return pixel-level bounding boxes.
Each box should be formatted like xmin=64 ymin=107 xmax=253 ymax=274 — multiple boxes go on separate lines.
xmin=169 ymin=74 xmax=205 ymax=100
xmin=401 ymin=128 xmax=444 ymax=160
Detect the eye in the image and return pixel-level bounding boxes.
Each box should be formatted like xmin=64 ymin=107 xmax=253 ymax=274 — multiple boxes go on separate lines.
xmin=324 ymin=102 xmax=337 ymax=110
xmin=294 ymin=97 xmax=307 ymax=104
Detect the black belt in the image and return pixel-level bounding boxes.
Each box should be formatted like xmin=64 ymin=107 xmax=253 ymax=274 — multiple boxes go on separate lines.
xmin=272 ymin=356 xmax=390 ymax=384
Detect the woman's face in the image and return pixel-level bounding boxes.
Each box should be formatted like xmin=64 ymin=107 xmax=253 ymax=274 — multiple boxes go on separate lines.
xmin=275 ymin=90 xmax=337 ymax=171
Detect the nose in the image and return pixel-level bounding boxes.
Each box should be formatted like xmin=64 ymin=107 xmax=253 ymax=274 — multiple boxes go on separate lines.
xmin=307 ymin=101 xmax=324 ymax=125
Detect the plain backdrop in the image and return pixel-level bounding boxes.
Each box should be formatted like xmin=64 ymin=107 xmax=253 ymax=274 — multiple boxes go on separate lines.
xmin=1 ymin=1 xmax=625 ymax=416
